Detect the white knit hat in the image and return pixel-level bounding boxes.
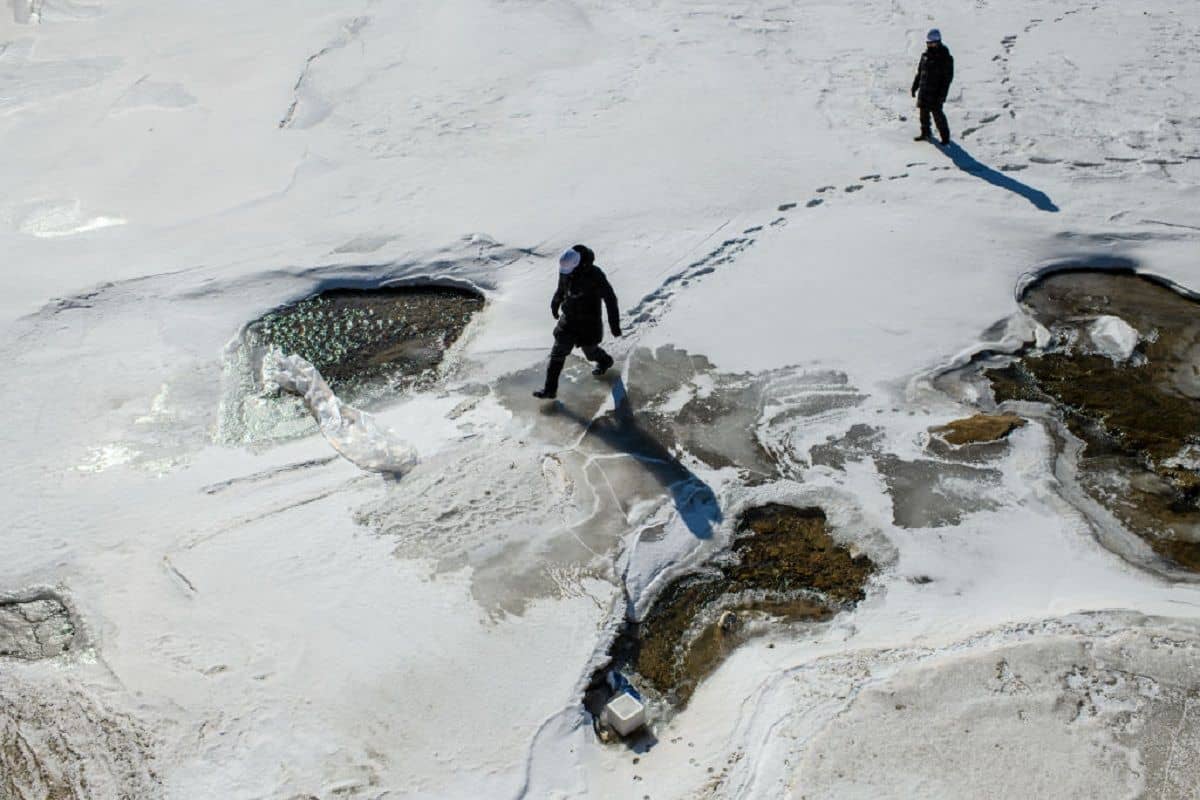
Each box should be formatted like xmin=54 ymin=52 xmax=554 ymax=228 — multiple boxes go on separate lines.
xmin=559 ymin=248 xmax=581 ymax=274
xmin=926 ymin=28 xmax=942 ymax=43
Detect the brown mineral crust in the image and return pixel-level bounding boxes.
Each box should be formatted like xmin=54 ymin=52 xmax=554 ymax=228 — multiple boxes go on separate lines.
xmin=930 ymin=413 xmax=1027 ymax=446
xmin=983 ymin=271 xmax=1200 ymax=571
xmin=623 ymin=504 xmax=872 ymax=706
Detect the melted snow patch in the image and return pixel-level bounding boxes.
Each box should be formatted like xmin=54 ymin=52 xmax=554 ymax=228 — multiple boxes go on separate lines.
xmin=75 ymin=443 xmax=138 ymax=473
xmin=16 ymin=200 xmax=125 ymax=238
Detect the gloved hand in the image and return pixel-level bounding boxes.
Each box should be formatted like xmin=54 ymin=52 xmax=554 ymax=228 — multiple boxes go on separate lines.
xmin=611 ymin=326 xmax=622 ymax=338
xmin=551 ymin=304 xmax=559 ymax=319
xmin=911 ymin=88 xmax=916 ymax=98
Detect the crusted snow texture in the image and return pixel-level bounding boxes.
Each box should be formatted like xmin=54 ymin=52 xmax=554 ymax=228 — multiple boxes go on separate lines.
xmin=261 ymin=350 xmax=418 ymax=474
xmin=0 ymin=595 xmax=75 ymax=660
xmin=1087 ymin=315 xmax=1139 ymax=362
xmin=0 ymin=671 xmax=159 ymax=800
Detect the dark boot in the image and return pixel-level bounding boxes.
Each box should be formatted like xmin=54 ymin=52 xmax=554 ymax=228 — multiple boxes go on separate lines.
xmin=534 ymin=339 xmax=571 ymax=399
xmin=917 ymin=106 xmax=933 ymax=142
xmin=535 ymin=352 xmax=567 ymax=399
xmin=592 ymin=354 xmax=614 ymax=377
xmin=932 ymin=108 xmax=951 ymax=145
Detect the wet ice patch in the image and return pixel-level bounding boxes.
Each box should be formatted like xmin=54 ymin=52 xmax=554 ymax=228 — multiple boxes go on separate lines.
xmin=356 ymin=441 xmax=620 ymax=616
xmin=808 ymin=424 xmax=885 ymax=471
xmin=622 ymin=345 xmax=862 ymax=477
xmin=877 ymin=455 xmax=1002 ymax=528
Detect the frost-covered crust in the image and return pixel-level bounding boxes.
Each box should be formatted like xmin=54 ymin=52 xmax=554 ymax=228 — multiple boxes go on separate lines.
xmin=731 ymin=613 xmax=1200 ymax=799
xmin=0 ymin=591 xmax=76 ymax=661
xmin=1 ymin=669 xmax=159 ymax=800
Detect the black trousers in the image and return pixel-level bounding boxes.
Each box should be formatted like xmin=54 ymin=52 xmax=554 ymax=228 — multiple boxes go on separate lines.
xmin=920 ymin=102 xmax=950 ymax=141
xmin=542 ymin=331 xmax=611 ymax=394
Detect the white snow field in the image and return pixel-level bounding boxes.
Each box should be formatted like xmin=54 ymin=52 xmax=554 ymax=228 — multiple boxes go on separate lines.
xmin=3 ymin=0 xmax=1200 ymax=798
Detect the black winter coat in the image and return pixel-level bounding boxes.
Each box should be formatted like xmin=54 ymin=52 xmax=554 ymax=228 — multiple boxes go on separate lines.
xmin=551 ymin=263 xmax=621 ymax=346
xmin=912 ymin=44 xmax=954 ymax=107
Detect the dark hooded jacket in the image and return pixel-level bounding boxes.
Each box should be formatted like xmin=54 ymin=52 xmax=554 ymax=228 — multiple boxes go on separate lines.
xmin=551 ymin=245 xmax=621 ymax=347
xmin=912 ymin=43 xmax=954 ymax=107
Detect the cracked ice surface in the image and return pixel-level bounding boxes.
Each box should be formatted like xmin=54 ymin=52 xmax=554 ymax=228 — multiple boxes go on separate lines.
xmin=0 ymin=594 xmax=75 ymax=661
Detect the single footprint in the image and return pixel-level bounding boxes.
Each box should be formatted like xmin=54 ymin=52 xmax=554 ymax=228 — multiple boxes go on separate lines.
xmin=844 ymin=185 xmax=863 ymax=193
xmin=905 ymin=161 xmax=926 ymax=168
xmin=743 ymin=225 xmax=763 ymax=233
xmin=806 ymin=198 xmax=823 ymax=208
xmin=770 ymin=217 xmax=788 ymax=227
xmin=888 ymin=173 xmax=909 ymax=180
xmin=860 ymin=174 xmax=881 ymax=181
xmin=816 ymin=185 xmax=836 ymax=193
xmin=777 ymin=203 xmax=797 ymax=211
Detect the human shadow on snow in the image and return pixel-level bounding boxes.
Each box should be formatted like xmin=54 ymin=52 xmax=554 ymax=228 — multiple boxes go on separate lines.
xmin=939 ymin=142 xmax=1060 ymax=212
xmin=548 ymin=376 xmax=722 ymax=540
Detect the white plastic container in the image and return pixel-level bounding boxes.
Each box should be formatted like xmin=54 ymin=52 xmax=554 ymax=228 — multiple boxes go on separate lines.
xmin=602 ymin=692 xmax=646 ymax=737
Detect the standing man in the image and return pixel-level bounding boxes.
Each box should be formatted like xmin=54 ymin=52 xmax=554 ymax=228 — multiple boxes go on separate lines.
xmin=912 ymin=28 xmax=954 ymax=144
xmin=533 ymin=244 xmax=622 ymax=400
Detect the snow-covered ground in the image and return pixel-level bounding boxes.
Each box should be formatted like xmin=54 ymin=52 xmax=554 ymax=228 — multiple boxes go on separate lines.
xmin=3 ymin=1 xmax=1200 ymax=797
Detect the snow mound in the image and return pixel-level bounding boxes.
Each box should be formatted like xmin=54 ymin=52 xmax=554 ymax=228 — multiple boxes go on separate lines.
xmin=1087 ymin=315 xmax=1139 ymax=361
xmin=261 ymin=350 xmax=418 ymax=475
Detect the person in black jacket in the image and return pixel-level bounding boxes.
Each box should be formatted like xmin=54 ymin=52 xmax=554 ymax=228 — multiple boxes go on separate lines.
xmin=533 ymin=244 xmax=622 ymax=400
xmin=911 ymin=28 xmax=954 ymax=144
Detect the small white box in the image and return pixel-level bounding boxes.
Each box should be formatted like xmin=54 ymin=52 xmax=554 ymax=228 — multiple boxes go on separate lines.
xmin=602 ymin=692 xmax=646 ymax=737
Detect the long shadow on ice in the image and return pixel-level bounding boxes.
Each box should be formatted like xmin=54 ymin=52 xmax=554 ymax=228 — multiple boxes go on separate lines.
xmin=549 ymin=377 xmax=721 ymax=540
xmin=939 ymin=142 xmax=1059 ymax=212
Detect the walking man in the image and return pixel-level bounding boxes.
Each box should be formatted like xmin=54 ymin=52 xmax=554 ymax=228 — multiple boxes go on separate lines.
xmin=912 ymin=28 xmax=954 ymax=144
xmin=533 ymin=244 xmax=622 ymax=400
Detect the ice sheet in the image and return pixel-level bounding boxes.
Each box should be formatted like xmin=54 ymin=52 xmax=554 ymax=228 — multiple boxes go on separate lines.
xmin=3 ymin=0 xmax=1200 ymax=796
